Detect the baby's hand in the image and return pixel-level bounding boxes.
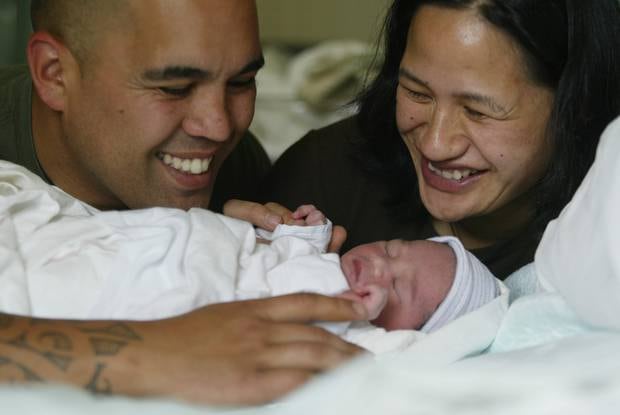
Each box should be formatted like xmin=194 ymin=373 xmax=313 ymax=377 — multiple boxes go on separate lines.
xmin=286 ymin=204 xmax=326 ymax=226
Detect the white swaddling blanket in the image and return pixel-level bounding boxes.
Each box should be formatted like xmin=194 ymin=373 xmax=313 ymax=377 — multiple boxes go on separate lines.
xmin=0 ymin=161 xmax=431 ymax=353
xmin=0 ymin=160 xmax=343 ymax=317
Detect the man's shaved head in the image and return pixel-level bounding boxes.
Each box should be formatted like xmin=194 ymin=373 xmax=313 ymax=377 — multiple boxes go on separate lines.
xmin=31 ymin=0 xmax=127 ymax=66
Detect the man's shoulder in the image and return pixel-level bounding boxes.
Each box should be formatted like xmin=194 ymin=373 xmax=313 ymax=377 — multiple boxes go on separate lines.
xmin=0 ymin=64 xmax=29 ymax=87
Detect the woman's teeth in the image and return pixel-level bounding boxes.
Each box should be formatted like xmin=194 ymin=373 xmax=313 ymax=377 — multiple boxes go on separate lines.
xmin=428 ymin=162 xmax=477 ymax=181
xmin=159 ymin=152 xmax=212 ymax=174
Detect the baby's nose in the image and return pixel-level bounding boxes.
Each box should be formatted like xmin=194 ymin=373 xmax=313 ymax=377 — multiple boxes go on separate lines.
xmin=362 ymin=258 xmax=391 ymax=286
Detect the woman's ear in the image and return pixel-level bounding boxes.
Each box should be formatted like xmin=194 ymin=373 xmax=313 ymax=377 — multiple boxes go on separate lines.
xmin=26 ymin=32 xmax=75 ymax=112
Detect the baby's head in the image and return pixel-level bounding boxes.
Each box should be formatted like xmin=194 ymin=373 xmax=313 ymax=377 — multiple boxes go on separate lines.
xmin=340 ymin=236 xmax=498 ymax=332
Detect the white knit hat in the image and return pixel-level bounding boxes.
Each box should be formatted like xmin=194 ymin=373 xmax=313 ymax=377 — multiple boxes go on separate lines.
xmin=420 ymin=236 xmax=499 ymax=333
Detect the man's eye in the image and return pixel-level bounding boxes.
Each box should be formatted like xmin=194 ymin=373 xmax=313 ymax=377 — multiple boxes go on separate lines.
xmin=159 ymin=85 xmax=193 ymax=97
xmin=228 ymin=77 xmax=256 ymax=89
xmin=465 ymin=106 xmax=487 ymax=120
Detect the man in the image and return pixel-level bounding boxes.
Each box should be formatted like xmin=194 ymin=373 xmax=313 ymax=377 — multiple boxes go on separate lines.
xmin=0 ymin=0 xmax=362 ymax=405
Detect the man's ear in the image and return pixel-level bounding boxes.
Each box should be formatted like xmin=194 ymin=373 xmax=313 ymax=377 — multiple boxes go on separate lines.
xmin=27 ymin=32 xmax=77 ymax=112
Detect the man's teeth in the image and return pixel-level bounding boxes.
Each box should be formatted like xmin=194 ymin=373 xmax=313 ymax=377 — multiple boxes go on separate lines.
xmin=428 ymin=162 xmax=477 ymax=181
xmin=160 ymin=153 xmax=212 ymax=174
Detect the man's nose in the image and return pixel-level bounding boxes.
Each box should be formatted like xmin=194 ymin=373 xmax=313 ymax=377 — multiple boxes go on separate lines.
xmin=182 ymin=87 xmax=232 ymax=142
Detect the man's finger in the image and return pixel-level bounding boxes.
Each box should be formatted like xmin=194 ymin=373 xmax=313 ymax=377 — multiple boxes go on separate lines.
xmin=264 ymin=322 xmax=364 ymax=354
xmin=251 ymin=293 xmax=367 ymax=323
xmin=328 ymin=225 xmax=347 ymax=253
xmin=223 ymin=199 xmax=285 ymax=230
xmin=255 ymin=342 xmax=363 ymax=372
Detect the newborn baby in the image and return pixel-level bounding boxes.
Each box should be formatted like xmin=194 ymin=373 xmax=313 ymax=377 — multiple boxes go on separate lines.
xmin=340 ymin=239 xmax=458 ymax=332
xmin=261 ymin=205 xmax=500 ymax=334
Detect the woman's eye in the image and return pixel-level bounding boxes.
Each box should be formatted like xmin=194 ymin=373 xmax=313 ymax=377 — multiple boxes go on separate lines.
xmin=159 ymin=85 xmax=193 ymax=97
xmin=408 ymin=90 xmax=431 ymax=102
xmin=398 ymin=84 xmax=431 ymax=103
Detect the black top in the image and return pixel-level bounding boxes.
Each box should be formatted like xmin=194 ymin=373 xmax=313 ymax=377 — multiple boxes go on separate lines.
xmin=0 ymin=64 xmax=271 ymax=214
xmin=259 ymin=116 xmax=539 ymax=280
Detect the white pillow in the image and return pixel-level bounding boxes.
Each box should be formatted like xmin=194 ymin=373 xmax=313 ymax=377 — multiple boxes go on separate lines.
xmin=535 ymin=115 xmax=620 ymax=330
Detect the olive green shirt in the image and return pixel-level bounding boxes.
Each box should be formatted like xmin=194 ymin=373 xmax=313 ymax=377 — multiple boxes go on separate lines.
xmin=0 ymin=65 xmax=271 ymax=212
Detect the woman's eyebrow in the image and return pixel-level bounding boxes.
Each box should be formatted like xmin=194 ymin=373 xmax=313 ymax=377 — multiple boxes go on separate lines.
xmin=399 ymin=67 xmax=508 ymax=115
xmin=398 ymin=68 xmax=429 ymax=87
xmin=455 ymin=91 xmax=508 ymax=114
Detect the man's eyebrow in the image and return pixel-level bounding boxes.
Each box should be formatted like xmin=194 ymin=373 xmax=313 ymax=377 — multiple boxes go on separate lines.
xmin=142 ymin=66 xmax=209 ymax=81
xmin=142 ymin=56 xmax=265 ymax=81
xmin=237 ymin=55 xmax=265 ymax=75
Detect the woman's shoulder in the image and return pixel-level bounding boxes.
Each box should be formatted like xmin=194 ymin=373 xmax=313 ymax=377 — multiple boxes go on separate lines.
xmin=285 ymin=115 xmax=363 ymax=158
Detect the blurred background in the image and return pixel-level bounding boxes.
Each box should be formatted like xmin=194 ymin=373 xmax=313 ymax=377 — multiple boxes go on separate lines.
xmin=0 ymin=0 xmax=390 ymax=159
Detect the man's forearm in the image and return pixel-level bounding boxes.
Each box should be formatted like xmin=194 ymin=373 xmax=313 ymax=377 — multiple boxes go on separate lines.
xmin=0 ymin=295 xmax=364 ymax=405
xmin=0 ymin=313 xmax=141 ymax=394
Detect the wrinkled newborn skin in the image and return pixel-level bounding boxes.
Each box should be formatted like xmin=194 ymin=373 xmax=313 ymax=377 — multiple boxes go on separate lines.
xmin=339 ymin=239 xmax=455 ymax=330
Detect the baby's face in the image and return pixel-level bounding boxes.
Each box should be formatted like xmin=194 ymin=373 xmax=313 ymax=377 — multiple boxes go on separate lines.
xmin=340 ymin=239 xmax=455 ymax=330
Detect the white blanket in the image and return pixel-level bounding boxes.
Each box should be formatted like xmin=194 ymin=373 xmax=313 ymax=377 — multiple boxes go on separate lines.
xmin=3 ymin=161 xmax=504 ymax=353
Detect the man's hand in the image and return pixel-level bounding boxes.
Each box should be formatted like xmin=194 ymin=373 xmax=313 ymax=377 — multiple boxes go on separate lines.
xmin=1 ymin=295 xmax=366 ymax=406
xmin=223 ymin=199 xmax=347 ymax=253
xmin=134 ymin=294 xmax=367 ymax=405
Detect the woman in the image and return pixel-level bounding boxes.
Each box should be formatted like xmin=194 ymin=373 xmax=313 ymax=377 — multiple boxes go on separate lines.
xmin=256 ymin=0 xmax=620 ymax=279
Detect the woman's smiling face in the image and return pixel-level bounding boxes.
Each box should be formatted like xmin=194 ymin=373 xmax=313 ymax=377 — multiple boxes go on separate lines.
xmin=396 ymin=5 xmax=554 ymax=223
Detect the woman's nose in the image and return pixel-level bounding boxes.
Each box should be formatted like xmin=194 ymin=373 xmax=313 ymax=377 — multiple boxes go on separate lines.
xmin=414 ymin=106 xmax=468 ymax=160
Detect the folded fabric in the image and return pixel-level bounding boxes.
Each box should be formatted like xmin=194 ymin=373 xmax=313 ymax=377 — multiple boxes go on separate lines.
xmin=255 ymin=219 xmax=332 ymax=253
